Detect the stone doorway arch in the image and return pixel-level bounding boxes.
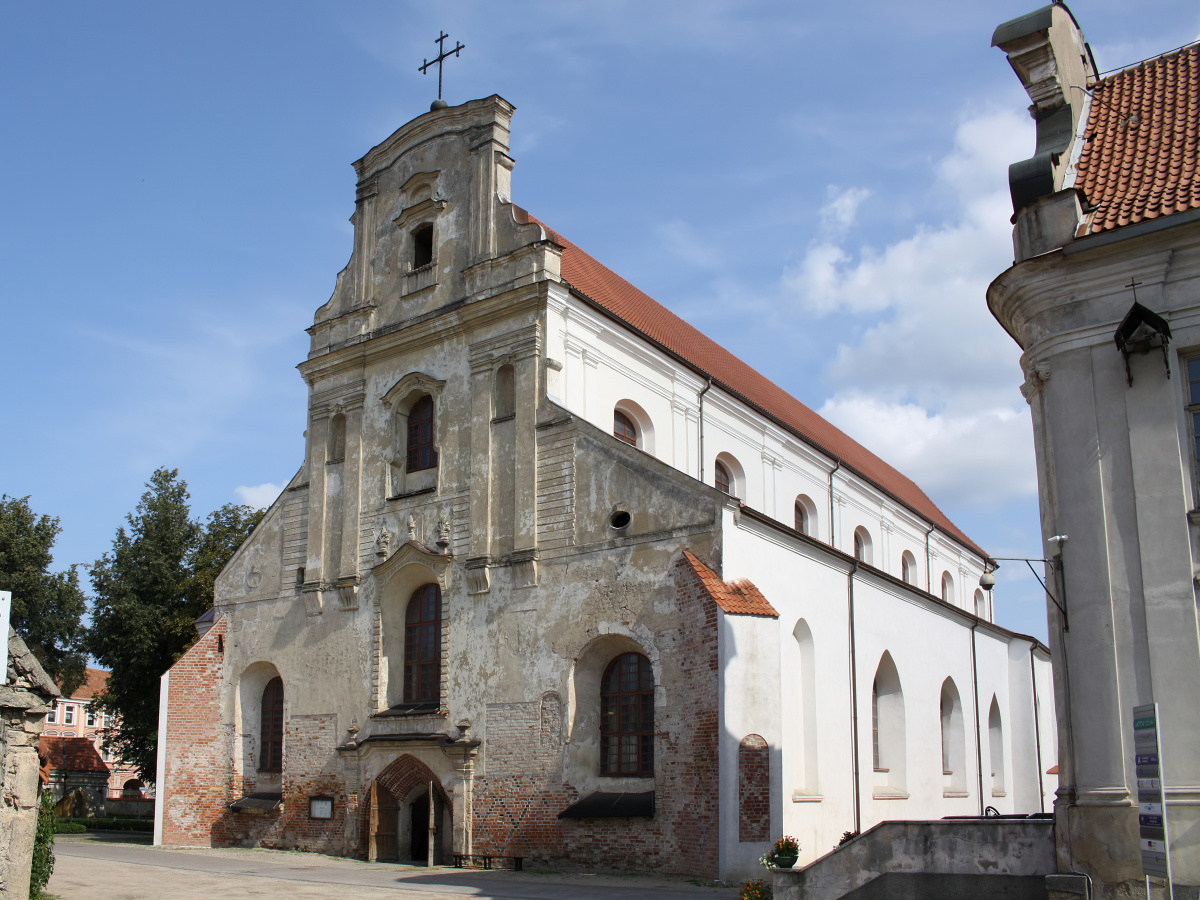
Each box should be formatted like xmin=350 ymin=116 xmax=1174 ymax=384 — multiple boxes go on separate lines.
xmin=364 ymin=753 xmax=452 ymax=864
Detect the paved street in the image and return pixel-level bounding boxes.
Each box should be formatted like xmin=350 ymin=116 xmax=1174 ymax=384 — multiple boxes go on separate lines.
xmin=48 ymin=835 xmax=737 ymax=900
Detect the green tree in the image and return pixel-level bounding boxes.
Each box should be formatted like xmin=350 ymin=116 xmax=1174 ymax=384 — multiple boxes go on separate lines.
xmin=89 ymin=468 xmax=263 ymax=781
xmin=0 ymin=495 xmax=88 ymax=695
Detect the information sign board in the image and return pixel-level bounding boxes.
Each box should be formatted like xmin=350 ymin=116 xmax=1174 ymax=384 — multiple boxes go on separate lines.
xmin=1133 ymin=703 xmax=1173 ymax=885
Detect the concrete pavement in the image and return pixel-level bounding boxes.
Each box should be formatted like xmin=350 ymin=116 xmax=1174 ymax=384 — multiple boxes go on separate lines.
xmin=47 ymin=835 xmax=737 ymax=899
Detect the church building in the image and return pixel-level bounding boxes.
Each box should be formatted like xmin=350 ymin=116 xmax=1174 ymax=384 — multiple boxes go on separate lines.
xmin=155 ymin=94 xmax=1056 ymax=882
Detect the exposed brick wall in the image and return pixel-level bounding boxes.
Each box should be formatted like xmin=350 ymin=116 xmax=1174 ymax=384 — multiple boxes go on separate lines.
xmin=738 ymin=734 xmax=769 ymax=842
xmin=161 ymin=617 xmax=229 ymax=847
xmin=163 ymin=622 xmax=348 ymax=854
xmin=467 ymin=552 xmax=721 ymax=878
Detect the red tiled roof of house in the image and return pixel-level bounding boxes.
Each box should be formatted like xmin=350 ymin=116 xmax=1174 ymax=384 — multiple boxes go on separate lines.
xmin=64 ymin=668 xmax=109 ymax=700
xmin=680 ymin=551 xmax=779 ymax=618
xmin=38 ymin=736 xmax=110 ymax=777
xmin=514 ymin=207 xmax=984 ymax=557
xmin=1076 ymin=44 xmax=1200 ymax=235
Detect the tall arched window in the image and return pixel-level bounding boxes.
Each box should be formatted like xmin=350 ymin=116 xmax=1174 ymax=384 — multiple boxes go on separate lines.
xmin=406 ymin=396 xmax=437 ymax=472
xmin=260 ymin=677 xmax=284 ymax=772
xmin=941 ymin=571 xmax=955 ymax=604
xmin=940 ymin=678 xmax=966 ymax=796
xmin=989 ymin=697 xmax=1006 ymax=794
xmin=901 ymin=551 xmax=917 ymax=585
xmin=600 ymin=652 xmax=654 ymax=776
xmin=404 ymin=584 xmax=442 ymax=705
xmin=793 ymin=619 xmax=819 ymax=794
xmin=613 ymin=410 xmax=638 ymax=446
xmin=714 ymin=460 xmax=731 ymax=494
xmin=794 ymin=499 xmax=808 ymax=535
xmin=974 ymin=589 xmax=987 ymax=618
xmin=871 ymin=652 xmax=906 ymax=794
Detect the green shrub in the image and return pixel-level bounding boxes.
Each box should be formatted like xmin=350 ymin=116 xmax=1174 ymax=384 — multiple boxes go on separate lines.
xmin=737 ymin=878 xmax=772 ymax=900
xmin=30 ymin=791 xmax=55 ymax=897
xmin=56 ymin=816 xmax=153 ymax=832
xmin=53 ymin=821 xmax=87 ymax=834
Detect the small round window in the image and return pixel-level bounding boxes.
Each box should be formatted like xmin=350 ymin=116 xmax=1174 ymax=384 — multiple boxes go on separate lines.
xmin=610 ymin=511 xmax=631 ymax=530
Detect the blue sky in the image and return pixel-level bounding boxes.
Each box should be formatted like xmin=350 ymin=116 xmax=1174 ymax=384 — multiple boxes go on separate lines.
xmin=3 ymin=1 xmax=1198 ymax=643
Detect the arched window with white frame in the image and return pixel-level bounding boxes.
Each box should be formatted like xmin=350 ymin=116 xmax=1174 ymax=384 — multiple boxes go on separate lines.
xmin=941 ymin=571 xmax=955 ymax=604
xmin=794 ymin=495 xmax=817 ymax=537
xmin=901 ymin=551 xmax=917 ymax=585
xmin=853 ymin=526 xmax=873 ymax=564
xmin=612 ymin=400 xmax=654 ymax=454
xmin=940 ymin=678 xmax=966 ymax=797
xmin=713 ymin=453 xmax=744 ymax=499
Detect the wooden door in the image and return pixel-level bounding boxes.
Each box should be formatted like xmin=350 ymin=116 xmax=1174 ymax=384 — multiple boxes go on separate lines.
xmin=369 ymin=781 xmax=398 ymax=861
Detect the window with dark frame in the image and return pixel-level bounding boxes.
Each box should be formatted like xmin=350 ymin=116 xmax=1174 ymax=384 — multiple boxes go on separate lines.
xmin=260 ymin=677 xmax=284 ymax=772
xmin=854 ymin=530 xmax=866 ymax=562
xmin=412 ymin=224 xmax=434 ymax=269
xmin=403 ymin=584 xmax=442 ymax=706
xmin=794 ymin=501 xmax=807 ymax=534
xmin=406 ymin=396 xmax=437 ymax=472
xmin=600 ymin=652 xmax=655 ymax=776
xmin=714 ymin=461 xmax=731 ymax=494
xmin=613 ymin=410 xmax=638 ymax=446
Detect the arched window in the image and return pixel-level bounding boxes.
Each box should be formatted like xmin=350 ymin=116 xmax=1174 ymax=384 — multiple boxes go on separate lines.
xmin=714 ymin=460 xmax=731 ymax=494
xmin=941 ymin=571 xmax=955 ymax=604
xmin=406 ymin=396 xmax=437 ymax=472
xmin=613 ymin=410 xmax=638 ymax=446
xmin=412 ymin=223 xmax=434 ymax=269
xmin=974 ymin=589 xmax=987 ymax=619
xmin=600 ymin=652 xmax=654 ymax=776
xmin=793 ymin=619 xmax=818 ymax=794
xmin=989 ymin=697 xmax=1006 ymax=794
xmin=794 ymin=498 xmax=810 ymax=535
xmin=122 ymin=779 xmax=144 ymax=798
xmin=871 ymin=652 xmax=906 ymax=794
xmin=404 ymin=584 xmax=442 ymax=705
xmin=494 ymin=365 xmax=515 ymax=418
xmin=901 ymin=551 xmax=917 ymax=585
xmin=260 ymin=677 xmax=284 ymax=772
xmin=853 ymin=527 xmax=872 ymax=564
xmin=328 ymin=413 xmax=346 ymax=461
xmin=738 ymin=734 xmax=770 ymax=841
xmin=940 ymin=678 xmax=966 ymax=796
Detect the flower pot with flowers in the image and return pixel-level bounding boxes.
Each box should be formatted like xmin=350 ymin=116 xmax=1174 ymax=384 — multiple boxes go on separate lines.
xmin=737 ymin=877 xmax=772 ymax=900
xmin=759 ymin=835 xmax=800 ymax=869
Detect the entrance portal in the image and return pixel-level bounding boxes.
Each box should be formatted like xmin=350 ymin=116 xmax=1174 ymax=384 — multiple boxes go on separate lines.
xmin=362 ymin=754 xmax=453 ymax=865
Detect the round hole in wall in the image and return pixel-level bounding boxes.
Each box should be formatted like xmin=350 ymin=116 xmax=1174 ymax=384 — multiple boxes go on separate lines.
xmin=610 ymin=510 xmax=631 ymax=530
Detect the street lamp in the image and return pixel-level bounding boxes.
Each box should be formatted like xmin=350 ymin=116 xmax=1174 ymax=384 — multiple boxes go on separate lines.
xmin=980 ymin=538 xmax=1070 ymax=631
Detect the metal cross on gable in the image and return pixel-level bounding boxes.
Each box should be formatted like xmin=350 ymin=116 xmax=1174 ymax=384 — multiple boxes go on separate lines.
xmin=419 ymin=31 xmax=465 ymax=110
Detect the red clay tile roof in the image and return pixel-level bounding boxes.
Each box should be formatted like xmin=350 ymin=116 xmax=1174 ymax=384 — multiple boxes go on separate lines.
xmin=1076 ymin=44 xmax=1200 ymax=235
xmin=514 ymin=207 xmax=984 ymax=557
xmin=63 ymin=668 xmax=109 ymax=700
xmin=38 ymin=736 xmax=110 ymax=776
xmin=680 ymin=551 xmax=779 ymax=617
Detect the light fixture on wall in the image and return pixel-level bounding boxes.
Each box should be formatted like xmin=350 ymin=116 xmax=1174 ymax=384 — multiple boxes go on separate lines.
xmin=981 ymin=549 xmax=1070 ymax=631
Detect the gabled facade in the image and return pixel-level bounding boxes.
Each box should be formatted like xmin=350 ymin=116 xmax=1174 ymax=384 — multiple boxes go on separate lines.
xmin=991 ymin=6 xmax=1200 ymax=895
xmin=158 ymin=95 xmax=1055 ymax=882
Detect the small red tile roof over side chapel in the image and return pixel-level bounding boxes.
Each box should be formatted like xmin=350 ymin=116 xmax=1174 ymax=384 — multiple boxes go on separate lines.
xmin=1076 ymin=44 xmax=1200 ymax=235
xmin=512 ymin=207 xmax=985 ymax=557
xmin=680 ymin=551 xmax=779 ymax=618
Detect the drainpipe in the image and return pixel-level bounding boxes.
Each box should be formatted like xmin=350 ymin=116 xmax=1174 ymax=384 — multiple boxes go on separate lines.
xmin=970 ymin=623 xmax=984 ymax=815
xmin=1030 ymin=645 xmax=1045 ymax=814
xmin=698 ymin=378 xmax=712 ymax=483
xmin=847 ymin=560 xmax=861 ymax=835
xmin=924 ymin=524 xmax=936 ymax=595
xmin=828 ymin=461 xmax=842 ymax=548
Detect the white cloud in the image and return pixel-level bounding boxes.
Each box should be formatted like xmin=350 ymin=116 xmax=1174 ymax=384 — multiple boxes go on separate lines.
xmin=781 ymin=108 xmax=1038 ymax=509
xmin=819 ymin=186 xmax=870 ymax=236
xmin=818 ymin=393 xmax=1037 ymax=509
xmin=235 ymin=483 xmax=283 ymax=510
